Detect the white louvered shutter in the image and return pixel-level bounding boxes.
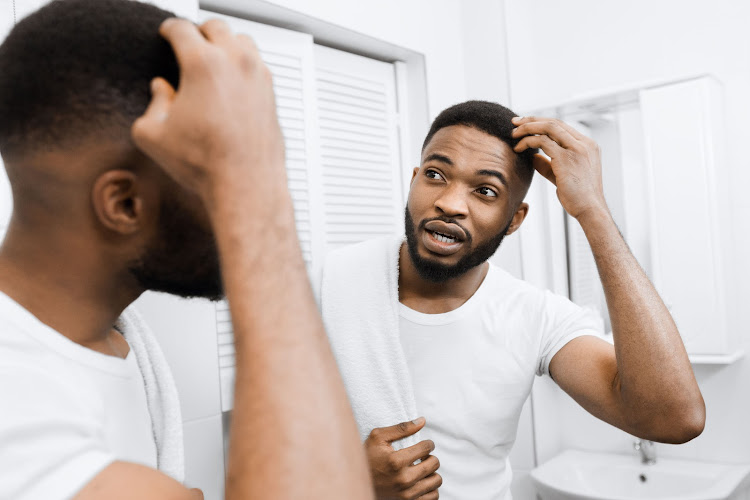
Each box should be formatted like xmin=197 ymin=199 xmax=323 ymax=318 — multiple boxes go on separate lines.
xmin=198 ymin=11 xmax=322 ymax=411
xmin=313 ymin=45 xmax=403 ymax=253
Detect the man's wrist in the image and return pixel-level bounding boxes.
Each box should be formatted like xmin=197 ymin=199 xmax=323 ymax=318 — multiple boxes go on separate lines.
xmin=200 ymin=159 xmax=292 ymax=219
xmin=575 ymin=203 xmax=613 ymax=232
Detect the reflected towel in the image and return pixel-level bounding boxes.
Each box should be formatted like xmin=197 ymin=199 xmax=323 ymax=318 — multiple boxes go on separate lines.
xmin=318 ymin=234 xmax=421 ymax=451
xmin=116 ymin=308 xmax=184 ymax=482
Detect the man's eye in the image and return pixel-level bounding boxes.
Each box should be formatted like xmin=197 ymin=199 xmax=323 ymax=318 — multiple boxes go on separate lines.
xmin=477 ymin=187 xmax=498 ymax=198
xmin=425 ymin=170 xmax=443 ymax=180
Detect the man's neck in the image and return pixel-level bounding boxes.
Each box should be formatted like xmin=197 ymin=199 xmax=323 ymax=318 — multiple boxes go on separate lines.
xmin=0 ymin=228 xmax=139 ymax=358
xmin=397 ymin=243 xmax=489 ymax=314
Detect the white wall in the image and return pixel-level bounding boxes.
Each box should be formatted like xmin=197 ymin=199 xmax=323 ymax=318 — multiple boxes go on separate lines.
xmin=505 ymin=0 xmax=750 ymax=465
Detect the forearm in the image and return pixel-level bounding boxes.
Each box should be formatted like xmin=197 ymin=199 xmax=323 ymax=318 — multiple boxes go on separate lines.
xmin=210 ymin=182 xmax=373 ymax=499
xmin=579 ymin=207 xmax=704 ymax=441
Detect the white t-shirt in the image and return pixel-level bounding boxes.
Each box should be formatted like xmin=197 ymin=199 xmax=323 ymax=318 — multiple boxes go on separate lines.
xmin=0 ymin=292 xmax=157 ymax=500
xmin=398 ymin=264 xmax=601 ymax=500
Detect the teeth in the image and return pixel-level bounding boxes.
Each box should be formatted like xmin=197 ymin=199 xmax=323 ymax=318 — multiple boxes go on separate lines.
xmin=433 ymin=231 xmax=457 ymax=244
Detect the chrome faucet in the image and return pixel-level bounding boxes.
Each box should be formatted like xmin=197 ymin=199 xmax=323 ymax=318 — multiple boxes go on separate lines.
xmin=633 ymin=439 xmax=656 ymax=465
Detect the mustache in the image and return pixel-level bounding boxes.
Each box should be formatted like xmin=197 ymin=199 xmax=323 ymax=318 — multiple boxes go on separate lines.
xmin=418 ymin=216 xmax=472 ymax=244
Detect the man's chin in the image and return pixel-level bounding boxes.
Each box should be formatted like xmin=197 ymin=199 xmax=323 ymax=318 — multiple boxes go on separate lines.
xmin=417 ymin=249 xmax=462 ymax=268
xmin=409 ymin=249 xmax=468 ymax=283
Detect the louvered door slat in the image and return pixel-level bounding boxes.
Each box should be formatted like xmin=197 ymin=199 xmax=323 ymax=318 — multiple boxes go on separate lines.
xmin=315 ymin=46 xmax=403 ymax=255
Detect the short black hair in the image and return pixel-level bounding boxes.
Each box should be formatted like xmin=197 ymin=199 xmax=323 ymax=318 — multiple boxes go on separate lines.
xmin=422 ymin=100 xmax=536 ymax=189
xmin=0 ymin=0 xmax=179 ymax=158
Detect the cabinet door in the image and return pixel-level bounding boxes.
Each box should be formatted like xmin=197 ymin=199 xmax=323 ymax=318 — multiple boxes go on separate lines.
xmin=640 ymin=77 xmax=730 ymax=355
xmin=313 ymin=45 xmax=403 ymax=254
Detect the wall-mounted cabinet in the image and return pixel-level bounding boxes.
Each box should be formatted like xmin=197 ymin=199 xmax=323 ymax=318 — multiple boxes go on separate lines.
xmin=639 ymin=78 xmax=737 ymax=362
xmin=523 ymin=76 xmax=742 ymax=365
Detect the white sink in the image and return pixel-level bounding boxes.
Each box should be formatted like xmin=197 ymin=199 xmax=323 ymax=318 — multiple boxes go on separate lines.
xmin=530 ymin=449 xmax=750 ymax=500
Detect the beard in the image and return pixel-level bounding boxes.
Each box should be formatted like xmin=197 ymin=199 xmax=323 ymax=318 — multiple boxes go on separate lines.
xmin=404 ymin=205 xmax=511 ymax=283
xmin=128 ymin=194 xmax=223 ymax=301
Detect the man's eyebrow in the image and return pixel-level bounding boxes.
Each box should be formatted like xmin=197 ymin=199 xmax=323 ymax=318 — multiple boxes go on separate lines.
xmin=423 ymin=153 xmax=453 ymax=166
xmin=477 ymin=169 xmax=508 ymax=188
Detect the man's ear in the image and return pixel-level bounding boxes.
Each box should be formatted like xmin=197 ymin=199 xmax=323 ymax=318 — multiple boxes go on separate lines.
xmin=506 ymin=202 xmax=529 ymax=236
xmin=91 ymin=170 xmax=145 ymax=235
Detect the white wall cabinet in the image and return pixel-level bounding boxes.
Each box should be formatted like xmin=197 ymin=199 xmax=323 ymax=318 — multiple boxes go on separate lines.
xmin=640 ymin=77 xmax=737 ymax=360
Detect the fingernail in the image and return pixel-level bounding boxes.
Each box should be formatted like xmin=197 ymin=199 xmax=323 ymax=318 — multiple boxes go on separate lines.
xmin=512 ymin=116 xmax=522 ymax=123
xmin=412 ymin=417 xmax=425 ymax=425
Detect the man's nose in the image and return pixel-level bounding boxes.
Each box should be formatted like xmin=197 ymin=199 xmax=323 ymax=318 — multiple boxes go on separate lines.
xmin=434 ymin=185 xmax=468 ymax=217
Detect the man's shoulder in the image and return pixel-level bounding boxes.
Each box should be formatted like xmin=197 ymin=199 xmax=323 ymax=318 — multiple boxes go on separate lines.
xmin=480 ymin=264 xmax=589 ymax=324
xmin=484 ymin=264 xmax=602 ymax=329
xmin=485 ymin=263 xmax=549 ymax=300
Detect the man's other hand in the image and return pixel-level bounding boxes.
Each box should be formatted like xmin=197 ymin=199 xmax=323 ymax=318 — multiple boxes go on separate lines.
xmin=365 ymin=418 xmax=442 ymax=500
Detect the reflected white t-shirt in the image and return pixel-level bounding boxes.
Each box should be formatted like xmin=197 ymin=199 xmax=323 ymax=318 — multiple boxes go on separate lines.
xmin=0 ymin=292 xmax=157 ymax=500
xmin=398 ymin=264 xmax=601 ymax=500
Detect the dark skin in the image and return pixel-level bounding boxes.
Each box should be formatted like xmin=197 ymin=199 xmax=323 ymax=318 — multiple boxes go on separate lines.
xmin=365 ymin=418 xmax=442 ymax=500
xmin=0 ymin=18 xmax=373 ymax=500
xmin=0 ymin=142 xmax=171 ymax=359
xmin=369 ymin=121 xmax=706 ymax=497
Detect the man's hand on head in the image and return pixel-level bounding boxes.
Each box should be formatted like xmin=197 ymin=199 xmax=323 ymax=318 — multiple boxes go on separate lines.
xmin=511 ymin=116 xmax=609 ymax=221
xmin=365 ymin=418 xmax=442 ymax=500
xmin=131 ymin=18 xmax=287 ymax=213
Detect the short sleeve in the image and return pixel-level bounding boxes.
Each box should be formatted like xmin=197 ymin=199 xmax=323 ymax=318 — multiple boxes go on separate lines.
xmin=0 ymin=365 xmax=116 ymax=500
xmin=536 ymin=291 xmax=604 ymax=377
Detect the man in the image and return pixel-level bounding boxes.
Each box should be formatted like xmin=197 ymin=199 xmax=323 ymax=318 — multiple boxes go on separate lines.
xmin=0 ymin=1 xmax=372 ymax=499
xmin=318 ymin=100 xmax=705 ymax=500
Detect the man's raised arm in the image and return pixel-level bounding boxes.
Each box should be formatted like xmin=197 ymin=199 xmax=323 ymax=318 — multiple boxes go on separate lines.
xmin=130 ymin=18 xmax=373 ymax=499
xmin=512 ymin=116 xmax=705 ymax=444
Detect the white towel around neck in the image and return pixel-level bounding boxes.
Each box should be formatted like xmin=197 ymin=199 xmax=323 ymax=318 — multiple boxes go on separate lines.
xmin=319 ymin=234 xmax=422 ymax=451
xmin=116 ymin=308 xmax=184 ymax=482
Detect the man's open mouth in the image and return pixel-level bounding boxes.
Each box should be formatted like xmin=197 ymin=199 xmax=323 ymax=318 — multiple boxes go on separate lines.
xmin=421 ymin=220 xmax=467 ymax=256
xmin=429 ymin=230 xmax=459 ymax=244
